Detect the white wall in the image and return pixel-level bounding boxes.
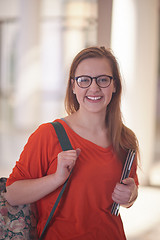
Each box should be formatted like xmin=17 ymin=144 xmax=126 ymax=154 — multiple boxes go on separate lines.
xmin=111 ymin=0 xmax=159 ymax=184
xmin=0 ymin=0 xmax=19 ymax=18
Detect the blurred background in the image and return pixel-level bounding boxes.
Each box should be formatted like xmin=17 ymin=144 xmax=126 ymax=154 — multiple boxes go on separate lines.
xmin=0 ymin=0 xmax=160 ymax=239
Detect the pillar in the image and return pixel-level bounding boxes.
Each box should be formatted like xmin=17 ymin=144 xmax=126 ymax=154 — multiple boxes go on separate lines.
xmin=97 ymin=0 xmax=113 ymax=47
xmin=14 ymin=0 xmax=41 ymax=129
xmin=111 ymin=0 xmax=159 ymax=184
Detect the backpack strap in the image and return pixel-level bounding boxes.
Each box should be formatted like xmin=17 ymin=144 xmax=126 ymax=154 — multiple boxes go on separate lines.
xmin=52 ymin=121 xmax=73 ymax=151
xmin=39 ymin=121 xmax=73 ymax=240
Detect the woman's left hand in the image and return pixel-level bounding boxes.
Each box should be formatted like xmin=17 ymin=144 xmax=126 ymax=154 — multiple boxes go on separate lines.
xmin=112 ymin=178 xmax=138 ymax=208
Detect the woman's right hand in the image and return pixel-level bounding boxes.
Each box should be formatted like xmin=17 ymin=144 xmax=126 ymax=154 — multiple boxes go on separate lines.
xmin=4 ymin=148 xmax=81 ymax=206
xmin=55 ymin=148 xmax=81 ymax=185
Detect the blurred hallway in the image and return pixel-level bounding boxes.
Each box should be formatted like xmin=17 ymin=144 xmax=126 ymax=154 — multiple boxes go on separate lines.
xmin=0 ymin=1 xmax=160 ymax=239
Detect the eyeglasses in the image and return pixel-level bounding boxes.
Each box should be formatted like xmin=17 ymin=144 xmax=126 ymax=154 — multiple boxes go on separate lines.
xmin=74 ymin=75 xmax=113 ymax=88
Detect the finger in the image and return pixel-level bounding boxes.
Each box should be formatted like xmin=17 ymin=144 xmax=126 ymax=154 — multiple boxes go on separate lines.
xmin=62 ymin=149 xmax=80 ymax=160
xmin=113 ymin=188 xmax=131 ymax=199
xmin=122 ymin=178 xmax=135 ymax=185
xmin=114 ymin=183 xmax=129 ymax=192
xmin=112 ymin=195 xmax=128 ymax=205
xmin=76 ymin=148 xmax=81 ymax=157
xmin=58 ymin=150 xmax=78 ymax=159
xmin=66 ymin=159 xmax=76 ymax=172
xmin=60 ymin=154 xmax=77 ymax=161
xmin=112 ymin=191 xmax=130 ymax=204
xmin=112 ymin=189 xmax=130 ymax=200
xmin=66 ymin=149 xmax=80 ymax=158
xmin=113 ymin=184 xmax=131 ymax=202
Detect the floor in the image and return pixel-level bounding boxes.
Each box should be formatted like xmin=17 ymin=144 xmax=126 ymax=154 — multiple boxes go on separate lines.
xmin=121 ymin=186 xmax=160 ymax=240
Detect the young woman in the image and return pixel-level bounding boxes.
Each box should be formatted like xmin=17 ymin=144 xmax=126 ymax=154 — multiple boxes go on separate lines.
xmin=4 ymin=46 xmax=139 ymax=239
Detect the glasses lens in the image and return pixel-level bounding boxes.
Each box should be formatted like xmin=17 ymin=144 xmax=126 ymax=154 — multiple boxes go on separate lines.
xmin=97 ymin=75 xmax=111 ymax=88
xmin=76 ymin=76 xmax=91 ymax=88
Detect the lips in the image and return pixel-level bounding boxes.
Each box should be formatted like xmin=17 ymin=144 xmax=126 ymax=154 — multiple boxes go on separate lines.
xmin=86 ymin=96 xmax=102 ymax=101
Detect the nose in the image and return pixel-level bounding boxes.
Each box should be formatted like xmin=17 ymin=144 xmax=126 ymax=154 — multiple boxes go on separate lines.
xmin=89 ymin=78 xmax=100 ymax=90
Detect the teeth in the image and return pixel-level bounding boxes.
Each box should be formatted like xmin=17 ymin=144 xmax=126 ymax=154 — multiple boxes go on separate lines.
xmin=87 ymin=96 xmax=101 ymax=100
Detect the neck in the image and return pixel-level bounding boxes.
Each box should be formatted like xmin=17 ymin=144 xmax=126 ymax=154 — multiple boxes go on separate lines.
xmin=72 ymin=109 xmax=107 ymax=131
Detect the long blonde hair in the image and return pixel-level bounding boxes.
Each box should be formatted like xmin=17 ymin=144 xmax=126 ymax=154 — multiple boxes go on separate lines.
xmin=65 ymin=46 xmax=139 ymax=163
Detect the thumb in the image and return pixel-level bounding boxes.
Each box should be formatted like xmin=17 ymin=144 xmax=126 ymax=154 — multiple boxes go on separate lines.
xmin=76 ymin=148 xmax=81 ymax=157
xmin=122 ymin=178 xmax=134 ymax=185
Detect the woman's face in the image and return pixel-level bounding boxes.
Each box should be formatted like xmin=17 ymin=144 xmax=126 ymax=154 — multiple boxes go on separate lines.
xmin=72 ymin=57 xmax=116 ymax=115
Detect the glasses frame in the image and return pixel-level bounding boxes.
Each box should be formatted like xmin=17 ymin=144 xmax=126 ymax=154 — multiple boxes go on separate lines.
xmin=74 ymin=75 xmax=113 ymax=88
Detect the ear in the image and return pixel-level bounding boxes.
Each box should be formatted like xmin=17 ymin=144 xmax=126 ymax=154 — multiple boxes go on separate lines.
xmin=113 ymin=80 xmax=116 ymax=93
xmin=71 ymin=79 xmax=76 ymax=94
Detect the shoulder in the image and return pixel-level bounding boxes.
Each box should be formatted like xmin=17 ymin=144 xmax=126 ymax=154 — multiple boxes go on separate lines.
xmin=30 ymin=121 xmax=60 ymax=137
xmin=26 ymin=121 xmax=62 ymax=147
xmin=35 ymin=122 xmax=55 ymax=133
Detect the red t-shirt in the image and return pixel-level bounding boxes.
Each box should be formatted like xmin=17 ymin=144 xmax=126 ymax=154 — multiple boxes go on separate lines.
xmin=6 ymin=119 xmax=138 ymax=240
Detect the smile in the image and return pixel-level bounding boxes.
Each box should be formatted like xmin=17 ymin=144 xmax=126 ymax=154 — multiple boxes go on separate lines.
xmin=86 ymin=96 xmax=102 ymax=101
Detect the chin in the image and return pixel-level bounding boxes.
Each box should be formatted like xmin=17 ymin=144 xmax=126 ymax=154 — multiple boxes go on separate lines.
xmin=84 ymin=106 xmax=107 ymax=114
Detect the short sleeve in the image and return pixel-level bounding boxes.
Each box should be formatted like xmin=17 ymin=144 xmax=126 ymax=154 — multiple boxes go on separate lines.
xmin=6 ymin=123 xmax=61 ymax=186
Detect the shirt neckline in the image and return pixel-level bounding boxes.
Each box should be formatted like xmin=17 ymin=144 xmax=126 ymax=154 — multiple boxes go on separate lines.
xmin=56 ymin=118 xmax=113 ymax=153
